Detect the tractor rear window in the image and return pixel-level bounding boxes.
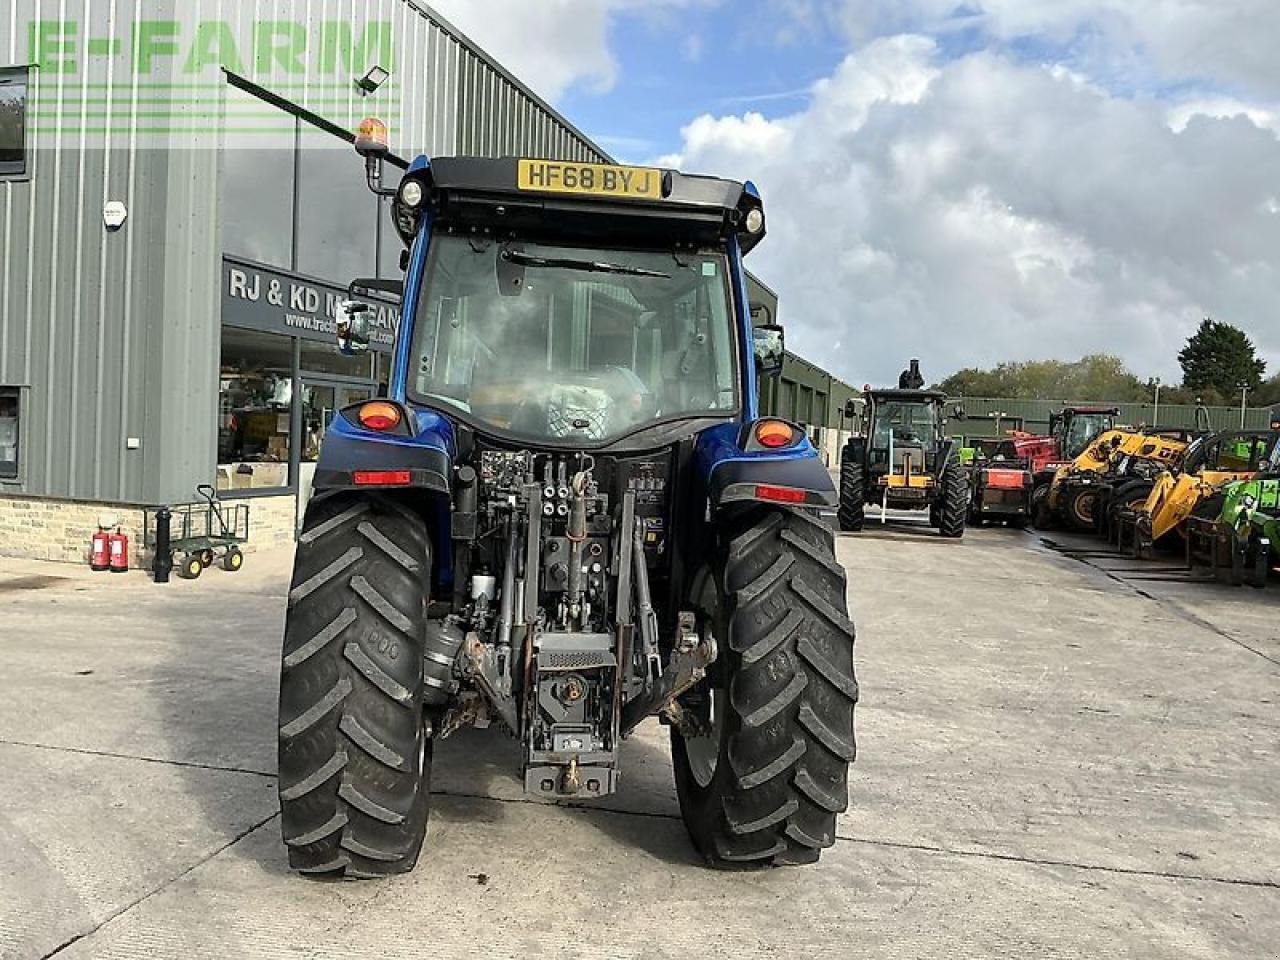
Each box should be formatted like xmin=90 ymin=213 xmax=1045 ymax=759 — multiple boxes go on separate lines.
xmin=871 ymin=402 xmax=938 ymax=452
xmin=408 ymin=237 xmax=739 ymax=445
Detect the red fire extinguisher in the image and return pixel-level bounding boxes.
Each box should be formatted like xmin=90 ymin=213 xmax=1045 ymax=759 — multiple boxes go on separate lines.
xmin=90 ymin=528 xmax=111 ymax=572
xmin=108 ymin=527 xmax=129 ymax=574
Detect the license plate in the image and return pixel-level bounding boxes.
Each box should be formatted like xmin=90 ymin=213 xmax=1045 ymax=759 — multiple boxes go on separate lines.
xmin=517 ymin=160 xmax=663 ymax=200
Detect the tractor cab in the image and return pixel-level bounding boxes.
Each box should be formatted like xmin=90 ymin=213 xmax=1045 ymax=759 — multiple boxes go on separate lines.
xmin=863 ymin=389 xmax=948 ymax=483
xmin=1051 ymin=406 xmax=1119 ymax=461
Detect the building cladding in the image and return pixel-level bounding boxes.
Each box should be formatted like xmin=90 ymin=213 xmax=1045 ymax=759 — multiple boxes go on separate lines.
xmin=0 ymin=0 xmax=608 ymax=511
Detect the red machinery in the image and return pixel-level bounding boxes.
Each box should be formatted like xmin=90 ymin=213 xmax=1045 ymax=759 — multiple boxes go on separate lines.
xmin=1004 ymin=406 xmax=1121 ymax=474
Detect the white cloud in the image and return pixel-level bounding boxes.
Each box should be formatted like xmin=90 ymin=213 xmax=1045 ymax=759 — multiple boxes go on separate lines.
xmin=1167 ymin=97 xmax=1279 ymax=135
xmin=429 ymin=0 xmax=617 ymax=101
xmin=670 ymin=36 xmax=1280 ymax=385
xmin=429 ymin=0 xmax=717 ymax=103
xmin=837 ymin=1 xmax=1280 ymax=98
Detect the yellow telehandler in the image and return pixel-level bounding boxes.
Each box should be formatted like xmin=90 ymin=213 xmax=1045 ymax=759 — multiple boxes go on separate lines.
xmin=1112 ymin=431 xmax=1280 ymax=555
xmin=1040 ymin=429 xmax=1191 ymax=532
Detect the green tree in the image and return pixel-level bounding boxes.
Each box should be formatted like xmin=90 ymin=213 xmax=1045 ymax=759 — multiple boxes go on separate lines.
xmin=1178 ymin=318 xmax=1266 ymax=397
xmin=1253 ymin=373 xmax=1280 ymax=408
xmin=936 ymin=355 xmax=1146 ymax=401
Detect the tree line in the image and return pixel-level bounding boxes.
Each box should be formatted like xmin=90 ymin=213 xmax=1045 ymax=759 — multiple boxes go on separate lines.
xmin=936 ymin=319 xmax=1280 ymax=408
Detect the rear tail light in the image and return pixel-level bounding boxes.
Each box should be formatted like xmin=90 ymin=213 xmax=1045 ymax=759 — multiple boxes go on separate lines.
xmin=755 ymin=420 xmax=798 ymax=449
xmin=357 ymin=401 xmax=402 ymax=432
xmin=755 ymin=484 xmax=808 ymax=504
xmin=354 ymin=470 xmax=412 ymax=487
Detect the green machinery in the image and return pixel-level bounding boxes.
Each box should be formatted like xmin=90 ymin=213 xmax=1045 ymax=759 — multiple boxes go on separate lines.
xmin=1186 ymin=476 xmax=1279 ymax=587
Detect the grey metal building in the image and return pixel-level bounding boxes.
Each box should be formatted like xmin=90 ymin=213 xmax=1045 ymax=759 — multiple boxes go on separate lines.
xmin=0 ymin=1 xmax=611 ymax=556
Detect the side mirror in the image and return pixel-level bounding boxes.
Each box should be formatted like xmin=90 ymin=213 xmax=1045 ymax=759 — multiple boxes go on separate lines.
xmin=844 ymin=398 xmax=858 ymax=420
xmin=335 ymin=301 xmax=371 ymax=357
xmin=752 ymin=324 xmax=785 ymax=377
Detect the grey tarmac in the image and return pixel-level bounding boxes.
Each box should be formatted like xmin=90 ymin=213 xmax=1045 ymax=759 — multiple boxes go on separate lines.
xmin=1 ymin=517 xmax=1277 ymax=959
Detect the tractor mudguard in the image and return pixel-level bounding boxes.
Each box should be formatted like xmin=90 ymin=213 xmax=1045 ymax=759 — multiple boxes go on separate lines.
xmin=311 ymin=401 xmax=457 ymax=587
xmin=312 ymin=401 xmax=455 ymax=495
xmin=696 ymin=421 xmax=837 ymax=510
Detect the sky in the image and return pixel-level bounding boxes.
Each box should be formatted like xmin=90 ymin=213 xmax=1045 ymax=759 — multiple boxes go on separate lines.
xmin=429 ymin=0 xmax=1280 ymax=389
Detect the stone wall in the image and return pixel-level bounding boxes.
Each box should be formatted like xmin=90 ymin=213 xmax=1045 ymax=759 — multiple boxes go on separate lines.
xmin=0 ymin=493 xmax=298 ymax=567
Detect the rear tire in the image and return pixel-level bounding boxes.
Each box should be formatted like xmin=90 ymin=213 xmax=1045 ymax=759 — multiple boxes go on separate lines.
xmin=837 ymin=455 xmax=865 ymax=533
xmin=278 ymin=492 xmax=432 ymax=879
xmin=672 ymin=507 xmax=857 ymax=868
xmin=1062 ymin=485 xmax=1101 ymax=533
xmin=1031 ymin=482 xmax=1054 ymax=529
xmin=937 ymin=460 xmax=967 ymax=539
xmin=1106 ymin=480 xmax=1153 ymax=539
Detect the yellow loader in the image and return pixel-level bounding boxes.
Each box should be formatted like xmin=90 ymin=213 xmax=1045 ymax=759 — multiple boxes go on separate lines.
xmin=1041 ymin=429 xmax=1191 ymax=532
xmin=1117 ymin=431 xmax=1280 ymax=555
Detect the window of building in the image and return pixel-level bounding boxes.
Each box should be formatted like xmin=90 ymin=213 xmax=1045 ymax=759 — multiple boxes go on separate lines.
xmin=220 ymin=87 xmax=296 ymax=270
xmin=379 ymin=196 xmax=405 ymax=280
xmin=0 ymin=387 xmax=19 ymax=479
xmin=218 ymin=329 xmax=294 ymax=492
xmin=0 ymin=67 xmax=28 ymax=178
xmin=297 ymin=124 xmax=379 ymax=283
xmin=299 ymin=340 xmax=376 ymax=379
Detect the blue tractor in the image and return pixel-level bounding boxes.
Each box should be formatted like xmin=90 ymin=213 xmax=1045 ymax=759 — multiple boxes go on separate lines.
xmin=276 ymin=124 xmax=858 ymax=876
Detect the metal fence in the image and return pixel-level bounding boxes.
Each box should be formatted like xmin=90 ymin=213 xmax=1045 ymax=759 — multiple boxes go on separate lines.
xmin=953 ymin=397 xmax=1277 ymax=437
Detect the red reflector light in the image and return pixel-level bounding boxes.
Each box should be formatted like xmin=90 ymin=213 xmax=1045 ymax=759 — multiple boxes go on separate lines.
xmin=756 ymin=420 xmax=796 ymax=449
xmin=755 ymin=484 xmax=808 ymax=504
xmin=354 ymin=470 xmax=412 ymax=487
xmin=357 ymin=401 xmax=402 ymax=432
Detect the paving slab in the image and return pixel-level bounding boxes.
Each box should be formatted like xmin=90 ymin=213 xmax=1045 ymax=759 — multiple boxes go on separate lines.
xmin=47 ymin=801 xmax=1280 ymax=960
xmin=1 ymin=528 xmax=1278 ymax=958
xmin=0 ymin=743 xmax=275 ymax=960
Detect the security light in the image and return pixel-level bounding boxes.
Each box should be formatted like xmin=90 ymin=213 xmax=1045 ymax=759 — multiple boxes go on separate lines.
xmin=357 ymin=65 xmax=390 ymax=95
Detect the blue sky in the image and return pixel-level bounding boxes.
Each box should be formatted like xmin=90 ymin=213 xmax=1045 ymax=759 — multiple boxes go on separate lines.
xmin=558 ymin=4 xmax=849 ymax=162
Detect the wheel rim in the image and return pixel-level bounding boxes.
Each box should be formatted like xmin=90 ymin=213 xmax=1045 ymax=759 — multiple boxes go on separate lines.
xmin=1073 ymin=492 xmax=1098 ymax=525
xmin=685 ymin=688 xmax=725 ymax=788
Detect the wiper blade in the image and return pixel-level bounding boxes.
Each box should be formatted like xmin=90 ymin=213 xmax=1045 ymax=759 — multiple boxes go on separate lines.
xmin=502 ymin=250 xmax=669 ymax=278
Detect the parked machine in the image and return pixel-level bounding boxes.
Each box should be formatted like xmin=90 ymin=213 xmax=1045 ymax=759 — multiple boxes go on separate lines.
xmin=1111 ymin=431 xmax=1280 ymax=555
xmin=1186 ymin=476 xmax=1280 ymax=586
xmin=1038 ymin=429 xmax=1190 ymax=531
xmin=837 ymin=386 xmax=968 ymax=537
xmin=968 ymin=451 xmax=1034 ymax=528
xmin=1013 ymin=406 xmax=1118 ymax=522
xmin=275 ymin=131 xmax=858 ymax=878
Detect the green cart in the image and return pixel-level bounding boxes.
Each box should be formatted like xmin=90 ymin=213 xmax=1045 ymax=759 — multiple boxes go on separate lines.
xmin=147 ymin=485 xmax=250 ymax=579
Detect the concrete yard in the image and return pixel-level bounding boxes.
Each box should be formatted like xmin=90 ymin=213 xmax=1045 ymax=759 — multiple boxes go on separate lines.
xmin=1 ymin=522 xmax=1278 ymax=959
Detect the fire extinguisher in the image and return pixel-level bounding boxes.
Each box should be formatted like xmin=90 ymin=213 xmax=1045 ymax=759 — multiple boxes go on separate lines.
xmin=90 ymin=527 xmax=111 ymax=572
xmin=108 ymin=527 xmax=129 ymax=574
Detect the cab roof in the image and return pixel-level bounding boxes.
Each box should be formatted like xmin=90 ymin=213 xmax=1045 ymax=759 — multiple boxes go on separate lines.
xmin=867 ymin=388 xmax=948 ymax=403
xmin=397 ymin=156 xmax=765 ymax=253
